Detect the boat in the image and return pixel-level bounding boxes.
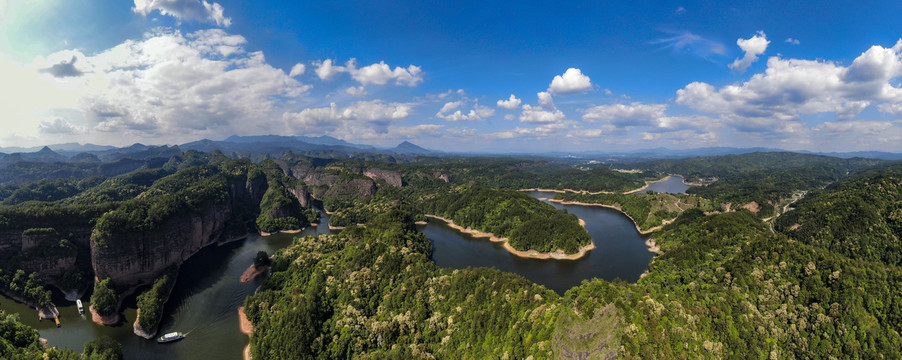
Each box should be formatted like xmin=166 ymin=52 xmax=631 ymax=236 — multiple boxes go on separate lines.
xmin=76 ymin=299 xmax=84 ymax=315
xmin=157 ymin=332 xmax=185 ymax=343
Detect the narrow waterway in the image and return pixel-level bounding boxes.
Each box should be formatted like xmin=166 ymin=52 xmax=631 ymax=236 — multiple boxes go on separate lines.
xmin=0 ymin=211 xmax=333 ymax=359
xmin=426 ymin=191 xmax=656 ymax=294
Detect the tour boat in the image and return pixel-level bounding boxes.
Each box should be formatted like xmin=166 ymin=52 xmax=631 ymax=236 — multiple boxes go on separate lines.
xmin=157 ymin=332 xmax=185 ymax=343
xmin=76 ymin=299 xmax=84 ymax=315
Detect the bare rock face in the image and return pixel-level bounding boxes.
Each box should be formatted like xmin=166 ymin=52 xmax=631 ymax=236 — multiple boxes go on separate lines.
xmin=303 ymin=173 xmax=339 ymax=187
xmin=91 ymin=177 xmax=263 ymax=287
xmin=433 ymin=172 xmax=451 ymax=183
xmin=91 ymin=201 xmax=233 ymax=286
xmin=361 ymin=168 xmax=403 ymax=187
xmin=21 ymin=255 xmax=77 ymax=279
xmin=287 ymin=185 xmax=312 ymax=208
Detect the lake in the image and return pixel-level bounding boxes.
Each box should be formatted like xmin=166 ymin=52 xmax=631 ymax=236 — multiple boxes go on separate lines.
xmin=644 ymin=175 xmax=692 ymax=193
xmin=426 ymin=191 xmax=655 ymax=294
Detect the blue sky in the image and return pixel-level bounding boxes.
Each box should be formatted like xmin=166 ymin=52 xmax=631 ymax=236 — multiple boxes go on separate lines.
xmin=2 ymin=0 xmax=902 ymax=152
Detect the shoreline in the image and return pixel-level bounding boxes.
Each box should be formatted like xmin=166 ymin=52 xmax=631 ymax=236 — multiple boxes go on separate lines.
xmin=259 ymin=228 xmax=305 ymax=237
xmin=240 ymin=264 xmax=270 ymax=283
xmin=546 ymin=199 xmax=667 ymax=235
xmin=425 ymin=215 xmax=595 ymax=260
xmin=623 ymin=175 xmax=675 ymax=194
xmin=238 ymin=306 xmax=253 ymax=360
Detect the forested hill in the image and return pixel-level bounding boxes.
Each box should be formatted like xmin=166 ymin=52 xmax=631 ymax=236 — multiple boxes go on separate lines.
xmin=776 ymin=164 xmax=902 ymax=266
xmin=620 ymin=152 xmax=885 ymax=181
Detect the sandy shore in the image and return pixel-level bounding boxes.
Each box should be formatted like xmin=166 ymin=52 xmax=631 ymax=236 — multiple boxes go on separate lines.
xmin=623 ymin=175 xmax=673 ymax=194
xmin=259 ymin=228 xmax=304 ymax=236
xmin=425 ymin=215 xmax=595 ymax=260
xmin=240 ymin=264 xmax=270 ymax=283
xmin=518 ymin=188 xmax=614 ymax=195
xmin=239 ymin=306 xmax=253 ymax=360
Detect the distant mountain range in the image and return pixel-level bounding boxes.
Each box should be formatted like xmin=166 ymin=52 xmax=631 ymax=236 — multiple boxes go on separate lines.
xmin=2 ymin=137 xmax=902 ymax=168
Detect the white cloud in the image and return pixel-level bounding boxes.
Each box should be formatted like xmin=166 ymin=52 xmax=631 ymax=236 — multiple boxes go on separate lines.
xmin=282 ymin=100 xmax=412 ymax=136
xmin=474 ymin=104 xmax=495 ymax=118
xmin=8 ymin=29 xmax=310 ymax=145
xmin=496 ymin=94 xmax=522 ymax=109
xmin=39 ymin=118 xmax=82 ymax=134
xmin=385 ymin=124 xmax=443 ymax=139
xmin=488 ymin=122 xmax=570 ymax=139
xmin=345 ymin=86 xmax=367 ymax=97
xmin=582 ymin=103 xmax=667 ymax=126
xmin=652 ymin=30 xmax=727 ymax=59
xmin=346 ymin=59 xmax=424 ymax=86
xmin=439 ymin=101 xmax=462 ymax=113
xmin=314 ymin=59 xmax=344 ymax=81
xmin=537 ymin=91 xmax=554 ymax=107
xmin=437 ymin=110 xmax=481 ymax=122
xmin=729 ymin=31 xmax=769 ymax=73
xmin=447 ymin=127 xmax=477 ymax=136
xmin=312 ymin=58 xmax=424 ymax=86
xmin=678 ymin=39 xmax=902 ymax=125
xmin=519 ymin=104 xmax=565 ymax=123
xmin=133 ymin=0 xmax=231 ymax=27
xmin=548 ymin=68 xmax=592 ymax=95
xmin=786 ymin=38 xmax=800 ymax=45
xmin=504 ymin=114 xmax=515 ymax=121
xmin=289 ymin=63 xmax=306 ymax=77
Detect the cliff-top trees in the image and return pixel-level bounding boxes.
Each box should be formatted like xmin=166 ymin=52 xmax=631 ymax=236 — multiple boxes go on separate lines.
xmin=90 ymin=279 xmax=118 ymax=316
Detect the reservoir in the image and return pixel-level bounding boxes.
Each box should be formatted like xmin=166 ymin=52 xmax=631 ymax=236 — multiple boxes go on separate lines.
xmin=644 ymin=175 xmax=691 ymax=193
xmin=426 ymin=191 xmax=655 ymax=294
xmin=0 ymin=186 xmax=663 ymax=357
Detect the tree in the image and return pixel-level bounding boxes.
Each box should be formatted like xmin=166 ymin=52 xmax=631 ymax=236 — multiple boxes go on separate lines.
xmin=83 ymin=336 xmax=123 ymax=360
xmin=90 ymin=279 xmax=118 ymax=316
xmin=254 ymin=251 xmax=271 ymax=268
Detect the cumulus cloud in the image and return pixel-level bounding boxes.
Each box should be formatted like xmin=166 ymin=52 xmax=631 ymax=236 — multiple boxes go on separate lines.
xmin=133 ymin=0 xmax=231 ymax=27
xmin=537 ymin=91 xmax=554 ymax=107
xmin=312 ymin=58 xmax=424 ymax=86
xmin=282 ymin=100 xmax=412 ymax=136
xmin=786 ymin=38 xmax=800 ymax=45
xmin=488 ymin=122 xmax=570 ymax=139
xmin=16 ymin=28 xmax=310 ymax=144
xmin=729 ymin=31 xmax=769 ymax=73
xmin=582 ymin=103 xmax=667 ymax=126
xmin=314 ymin=59 xmax=343 ymax=81
xmin=345 ymin=86 xmax=367 ymax=97
xmin=436 ymin=110 xmax=482 ymax=122
xmin=38 ymin=118 xmax=81 ymax=134
xmin=548 ymin=68 xmax=592 ymax=95
xmin=519 ymin=104 xmax=565 ymax=123
xmin=496 ymin=94 xmax=522 ymax=109
xmin=439 ymin=101 xmax=462 ymax=113
xmin=677 ymin=39 xmax=902 ymax=127
xmin=289 ymin=63 xmax=306 ymax=77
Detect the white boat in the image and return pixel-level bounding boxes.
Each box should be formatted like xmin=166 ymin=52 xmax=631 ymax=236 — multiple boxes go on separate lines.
xmin=76 ymin=299 xmax=84 ymax=315
xmin=157 ymin=332 xmax=185 ymax=343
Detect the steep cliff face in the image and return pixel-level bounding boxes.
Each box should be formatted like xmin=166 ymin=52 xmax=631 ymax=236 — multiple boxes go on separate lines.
xmin=20 ymin=256 xmax=77 ymax=278
xmin=91 ymin=201 xmax=234 ymax=286
xmin=91 ymin=177 xmax=264 ymax=286
xmin=286 ymin=185 xmax=312 ymax=208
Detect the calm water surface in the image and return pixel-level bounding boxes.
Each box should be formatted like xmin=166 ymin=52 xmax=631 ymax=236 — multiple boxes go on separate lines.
xmin=426 ymin=191 xmax=655 ymax=294
xmin=644 ymin=175 xmax=692 ymax=193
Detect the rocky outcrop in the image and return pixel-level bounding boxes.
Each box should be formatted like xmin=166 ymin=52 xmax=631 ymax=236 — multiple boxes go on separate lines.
xmin=360 ymin=168 xmax=403 ymax=187
xmin=286 ymin=185 xmax=312 ymax=208
xmin=91 ymin=177 xmax=263 ymax=287
xmin=20 ymin=255 xmax=77 ymax=279
xmin=134 ymin=309 xmax=156 ymax=339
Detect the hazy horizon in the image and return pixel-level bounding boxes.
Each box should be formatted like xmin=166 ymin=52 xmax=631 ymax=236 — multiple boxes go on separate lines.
xmin=3 ymin=1 xmax=902 ymax=153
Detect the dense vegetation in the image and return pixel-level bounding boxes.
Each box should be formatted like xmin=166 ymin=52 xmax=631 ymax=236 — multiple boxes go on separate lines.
xmin=421 ymin=185 xmax=590 ymax=253
xmin=135 ymin=267 xmax=177 ymax=332
xmin=90 ymin=278 xmax=119 ymax=316
xmin=777 ymin=164 xmax=902 ymax=266
xmin=0 ymin=310 xmax=81 ymax=359
xmin=0 ymin=269 xmax=52 ymax=307
xmin=82 ymin=336 xmax=123 ymax=360
xmin=622 ymin=151 xmax=883 ymax=182
xmin=244 ymin=209 xmax=560 ymax=359
xmin=553 ymin=191 xmax=720 ymax=231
